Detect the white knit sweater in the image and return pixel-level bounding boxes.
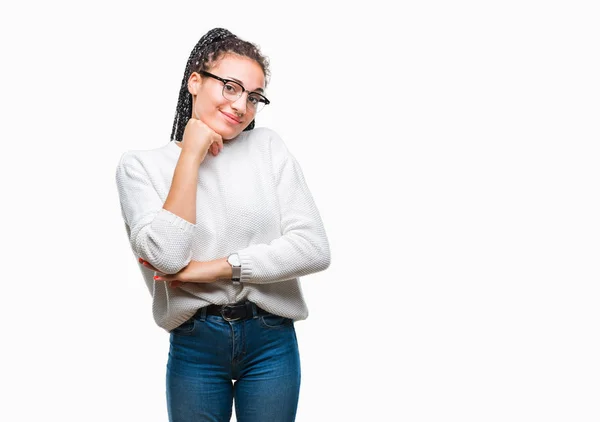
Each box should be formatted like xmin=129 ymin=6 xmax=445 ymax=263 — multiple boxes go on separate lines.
xmin=115 ymin=127 xmax=331 ymax=332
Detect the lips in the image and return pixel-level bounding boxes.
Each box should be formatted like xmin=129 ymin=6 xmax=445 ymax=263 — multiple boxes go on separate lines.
xmin=220 ymin=110 xmax=242 ymax=124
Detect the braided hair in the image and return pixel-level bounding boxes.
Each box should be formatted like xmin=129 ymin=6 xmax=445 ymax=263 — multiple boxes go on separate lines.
xmin=169 ymin=28 xmax=270 ymax=142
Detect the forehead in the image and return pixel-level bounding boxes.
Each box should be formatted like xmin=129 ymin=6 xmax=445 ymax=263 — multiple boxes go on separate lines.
xmin=209 ymin=54 xmax=265 ymax=90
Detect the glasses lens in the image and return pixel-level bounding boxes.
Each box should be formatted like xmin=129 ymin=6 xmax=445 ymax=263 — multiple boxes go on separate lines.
xmin=222 ymin=82 xmax=243 ymax=101
xmin=248 ymin=94 xmax=267 ymax=113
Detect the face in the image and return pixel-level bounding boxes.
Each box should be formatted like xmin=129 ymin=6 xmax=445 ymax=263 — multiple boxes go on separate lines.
xmin=188 ymin=54 xmax=266 ymax=140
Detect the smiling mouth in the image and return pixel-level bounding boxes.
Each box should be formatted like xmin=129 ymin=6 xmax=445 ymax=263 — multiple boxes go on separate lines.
xmin=220 ymin=111 xmax=242 ymax=124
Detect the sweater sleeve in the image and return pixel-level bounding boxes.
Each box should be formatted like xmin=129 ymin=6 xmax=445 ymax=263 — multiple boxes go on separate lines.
xmin=236 ymin=134 xmax=331 ymax=284
xmin=115 ymin=152 xmax=194 ymax=274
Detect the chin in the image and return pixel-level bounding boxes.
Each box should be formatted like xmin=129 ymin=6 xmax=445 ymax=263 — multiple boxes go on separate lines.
xmin=201 ymin=121 xmax=233 ymax=140
xmin=219 ymin=129 xmax=242 ymax=141
xmin=216 ymin=124 xmax=247 ymax=141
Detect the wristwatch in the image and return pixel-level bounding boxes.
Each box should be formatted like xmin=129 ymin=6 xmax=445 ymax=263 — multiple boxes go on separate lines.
xmin=227 ymin=253 xmax=241 ymax=284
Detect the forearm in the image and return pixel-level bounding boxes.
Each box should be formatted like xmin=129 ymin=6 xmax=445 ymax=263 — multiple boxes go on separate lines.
xmin=163 ymin=151 xmax=202 ymax=224
xmin=214 ymin=257 xmax=233 ymax=280
xmin=232 ymin=133 xmax=331 ymax=284
xmin=117 ymin=152 xmax=196 ymax=274
xmin=237 ymin=231 xmax=330 ymax=284
xmin=154 ymin=258 xmax=233 ymax=283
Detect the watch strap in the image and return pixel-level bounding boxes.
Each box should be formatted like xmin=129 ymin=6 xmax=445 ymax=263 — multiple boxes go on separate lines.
xmin=228 ymin=253 xmax=242 ymax=283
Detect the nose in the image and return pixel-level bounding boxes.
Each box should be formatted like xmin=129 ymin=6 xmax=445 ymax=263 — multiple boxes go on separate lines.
xmin=231 ymin=92 xmax=248 ymax=114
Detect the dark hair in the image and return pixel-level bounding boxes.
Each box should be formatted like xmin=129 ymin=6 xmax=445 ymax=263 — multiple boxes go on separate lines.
xmin=169 ymin=28 xmax=270 ymax=142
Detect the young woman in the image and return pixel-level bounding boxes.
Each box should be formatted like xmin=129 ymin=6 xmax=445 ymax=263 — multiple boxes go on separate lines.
xmin=115 ymin=27 xmax=330 ymax=421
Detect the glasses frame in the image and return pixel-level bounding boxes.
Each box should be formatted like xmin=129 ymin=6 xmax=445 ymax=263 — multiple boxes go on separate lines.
xmin=199 ymin=70 xmax=270 ymax=112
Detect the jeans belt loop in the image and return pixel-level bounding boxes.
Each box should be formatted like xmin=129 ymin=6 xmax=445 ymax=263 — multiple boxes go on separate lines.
xmin=250 ymin=302 xmax=258 ymax=319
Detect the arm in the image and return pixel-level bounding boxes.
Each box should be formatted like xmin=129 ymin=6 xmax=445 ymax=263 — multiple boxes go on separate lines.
xmin=116 ymin=152 xmax=195 ymax=274
xmin=234 ymin=133 xmax=331 ymax=284
xmin=145 ymin=257 xmax=232 ymax=287
xmin=163 ymin=119 xmax=223 ymax=224
xmin=163 ymin=149 xmax=203 ymax=224
xmin=116 ymin=119 xmax=223 ymax=274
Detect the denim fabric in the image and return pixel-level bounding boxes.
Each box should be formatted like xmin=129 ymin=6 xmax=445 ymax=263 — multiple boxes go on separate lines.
xmin=166 ymin=307 xmax=301 ymax=422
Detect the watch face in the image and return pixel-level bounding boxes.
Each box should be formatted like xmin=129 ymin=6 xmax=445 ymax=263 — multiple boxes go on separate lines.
xmin=228 ymin=254 xmax=240 ymax=266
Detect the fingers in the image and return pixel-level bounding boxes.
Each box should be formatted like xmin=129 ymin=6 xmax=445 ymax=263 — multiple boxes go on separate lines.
xmin=210 ymin=134 xmax=224 ymax=156
xmin=153 ymin=274 xmax=183 ymax=288
xmin=138 ymin=257 xmax=159 ymax=272
xmin=215 ymin=134 xmax=224 ymax=151
xmin=153 ymin=271 xmax=179 ymax=283
xmin=182 ymin=117 xmax=224 ymax=158
xmin=139 ymin=258 xmax=183 ymax=288
xmin=206 ymin=123 xmax=223 ymax=157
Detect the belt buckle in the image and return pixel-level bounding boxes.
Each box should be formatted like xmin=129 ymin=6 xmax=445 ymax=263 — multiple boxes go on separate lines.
xmin=220 ymin=305 xmax=242 ymax=322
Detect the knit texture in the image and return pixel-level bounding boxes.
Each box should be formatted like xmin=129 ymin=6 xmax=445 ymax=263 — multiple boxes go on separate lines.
xmin=115 ymin=127 xmax=330 ymax=332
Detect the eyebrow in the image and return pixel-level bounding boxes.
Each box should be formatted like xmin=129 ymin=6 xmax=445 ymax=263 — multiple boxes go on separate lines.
xmin=226 ymin=76 xmax=265 ymax=93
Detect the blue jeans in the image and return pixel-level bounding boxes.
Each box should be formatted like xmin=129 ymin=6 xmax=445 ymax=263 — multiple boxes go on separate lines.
xmin=166 ymin=306 xmax=301 ymax=422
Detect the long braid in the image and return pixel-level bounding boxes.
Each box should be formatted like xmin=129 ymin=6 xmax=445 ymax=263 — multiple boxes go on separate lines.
xmin=169 ymin=28 xmax=270 ymax=142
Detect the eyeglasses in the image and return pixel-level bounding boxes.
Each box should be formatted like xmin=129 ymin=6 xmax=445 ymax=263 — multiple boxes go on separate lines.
xmin=199 ymin=70 xmax=270 ymax=113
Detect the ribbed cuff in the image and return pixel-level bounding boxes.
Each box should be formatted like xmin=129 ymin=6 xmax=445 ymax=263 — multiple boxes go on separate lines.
xmin=237 ymin=252 xmax=253 ymax=283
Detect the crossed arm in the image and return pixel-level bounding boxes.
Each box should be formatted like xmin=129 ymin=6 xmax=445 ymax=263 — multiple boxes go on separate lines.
xmin=117 ymin=128 xmax=330 ymax=288
xmin=138 ymin=257 xmax=231 ymax=287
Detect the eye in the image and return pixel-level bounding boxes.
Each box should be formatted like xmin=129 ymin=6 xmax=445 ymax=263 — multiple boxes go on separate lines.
xmin=247 ymin=95 xmax=261 ymax=106
xmin=224 ymin=83 xmax=238 ymax=93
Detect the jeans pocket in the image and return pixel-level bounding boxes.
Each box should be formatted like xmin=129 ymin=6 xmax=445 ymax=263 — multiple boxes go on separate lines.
xmin=259 ymin=314 xmax=293 ymax=329
xmin=171 ymin=317 xmax=196 ymax=336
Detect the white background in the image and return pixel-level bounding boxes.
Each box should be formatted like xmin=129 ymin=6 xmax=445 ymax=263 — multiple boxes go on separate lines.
xmin=1 ymin=1 xmax=599 ymax=421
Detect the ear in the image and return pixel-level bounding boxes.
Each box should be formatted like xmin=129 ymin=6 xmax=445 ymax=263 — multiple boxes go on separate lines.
xmin=187 ymin=72 xmax=202 ymax=95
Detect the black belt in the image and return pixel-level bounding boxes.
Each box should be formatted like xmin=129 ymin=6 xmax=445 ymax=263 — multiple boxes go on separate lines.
xmin=203 ymin=301 xmax=269 ymax=322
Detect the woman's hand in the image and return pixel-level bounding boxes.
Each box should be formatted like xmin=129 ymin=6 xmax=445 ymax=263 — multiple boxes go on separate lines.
xmin=138 ymin=257 xmax=231 ymax=287
xmin=182 ymin=117 xmax=224 ymax=162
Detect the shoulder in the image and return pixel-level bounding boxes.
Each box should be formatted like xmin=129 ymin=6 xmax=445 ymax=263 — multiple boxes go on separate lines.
xmin=241 ymin=126 xmax=282 ymax=143
xmin=117 ymin=142 xmax=176 ymax=169
xmin=242 ymin=126 xmax=291 ymax=156
xmin=116 ymin=142 xmax=177 ymax=182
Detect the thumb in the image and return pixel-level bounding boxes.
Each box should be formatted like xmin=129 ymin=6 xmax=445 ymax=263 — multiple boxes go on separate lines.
xmin=154 ymin=273 xmax=175 ymax=282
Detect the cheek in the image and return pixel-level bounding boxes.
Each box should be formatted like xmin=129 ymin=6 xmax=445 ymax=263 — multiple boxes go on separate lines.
xmin=202 ymin=94 xmax=228 ymax=113
xmin=196 ymin=94 xmax=220 ymax=118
